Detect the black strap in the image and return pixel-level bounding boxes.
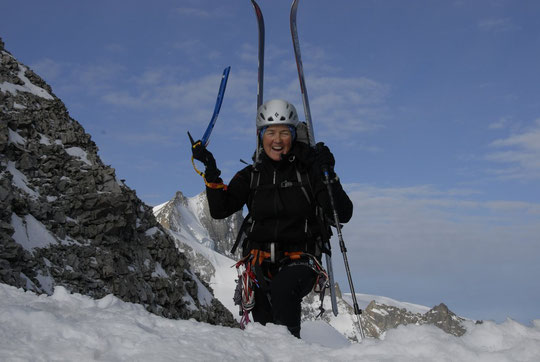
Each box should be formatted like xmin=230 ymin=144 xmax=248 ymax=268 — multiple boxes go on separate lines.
xmin=230 ymin=213 xmax=251 ymax=255
xmin=252 ymin=250 xmax=272 ymax=308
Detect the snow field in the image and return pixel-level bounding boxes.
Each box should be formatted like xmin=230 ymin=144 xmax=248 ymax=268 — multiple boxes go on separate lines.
xmin=1 ymin=283 xmax=540 ymax=362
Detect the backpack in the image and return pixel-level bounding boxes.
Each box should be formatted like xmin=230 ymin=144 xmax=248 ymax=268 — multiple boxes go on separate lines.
xmin=230 ymin=124 xmax=333 ymax=258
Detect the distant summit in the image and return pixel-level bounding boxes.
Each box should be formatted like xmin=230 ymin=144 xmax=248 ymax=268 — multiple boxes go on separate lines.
xmin=0 ymin=37 xmax=235 ymax=327
xmin=154 ymin=190 xmax=243 ymax=260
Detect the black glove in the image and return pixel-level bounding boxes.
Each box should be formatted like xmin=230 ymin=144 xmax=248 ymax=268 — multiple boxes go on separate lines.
xmin=191 ymin=140 xmax=221 ymax=182
xmin=192 ymin=140 xmax=215 ymax=165
xmin=315 ymin=142 xmax=335 ymax=174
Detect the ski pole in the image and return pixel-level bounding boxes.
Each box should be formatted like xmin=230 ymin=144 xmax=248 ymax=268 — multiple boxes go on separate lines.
xmin=290 ymin=0 xmax=365 ymax=340
xmin=321 ymin=166 xmax=365 ymax=340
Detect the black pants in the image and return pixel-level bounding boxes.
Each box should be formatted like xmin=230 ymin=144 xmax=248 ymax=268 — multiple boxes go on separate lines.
xmin=251 ymin=262 xmax=317 ymax=338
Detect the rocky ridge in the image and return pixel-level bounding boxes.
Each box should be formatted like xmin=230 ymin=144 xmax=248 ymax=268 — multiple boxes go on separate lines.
xmin=302 ymin=288 xmax=467 ymax=340
xmin=362 ymin=300 xmax=467 ymax=338
xmin=0 ymin=37 xmax=235 ymax=327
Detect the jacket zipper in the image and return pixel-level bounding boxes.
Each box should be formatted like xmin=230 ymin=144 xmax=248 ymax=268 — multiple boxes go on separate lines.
xmin=273 ymin=169 xmax=279 ymax=243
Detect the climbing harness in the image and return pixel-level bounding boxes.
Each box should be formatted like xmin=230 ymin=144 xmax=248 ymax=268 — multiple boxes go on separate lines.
xmin=232 ymin=249 xmax=330 ymax=328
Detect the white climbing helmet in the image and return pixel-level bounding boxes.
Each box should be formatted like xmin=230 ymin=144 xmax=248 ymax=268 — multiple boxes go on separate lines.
xmin=256 ymin=99 xmax=299 ymax=130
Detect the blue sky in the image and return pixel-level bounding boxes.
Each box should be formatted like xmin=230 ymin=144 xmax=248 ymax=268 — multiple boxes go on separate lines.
xmin=2 ymin=0 xmax=539 ymax=325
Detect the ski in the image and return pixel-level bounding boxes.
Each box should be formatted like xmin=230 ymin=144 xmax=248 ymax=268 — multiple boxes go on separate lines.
xmin=251 ymin=0 xmax=265 ymax=110
xmin=290 ymin=0 xmax=336 ymax=316
xmin=251 ymin=0 xmax=265 ymax=163
xmin=290 ymin=0 xmax=365 ymax=339
xmin=290 ymin=0 xmax=315 ymax=147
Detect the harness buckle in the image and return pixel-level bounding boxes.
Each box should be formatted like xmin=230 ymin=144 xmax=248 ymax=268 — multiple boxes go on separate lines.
xmin=280 ymin=180 xmax=294 ymax=188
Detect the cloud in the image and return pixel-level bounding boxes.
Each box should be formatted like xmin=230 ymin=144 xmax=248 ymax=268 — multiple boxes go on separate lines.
xmin=486 ymin=119 xmax=540 ymax=180
xmin=34 ymin=57 xmax=256 ymax=142
xmin=300 ymin=75 xmax=390 ymax=136
xmin=251 ymin=39 xmax=391 ymax=138
xmin=478 ymin=18 xmax=519 ymax=33
xmin=102 ymin=72 xmax=223 ymax=114
xmin=238 ymin=43 xmax=258 ymax=64
xmin=30 ymin=58 xmax=63 ymax=82
xmin=173 ymin=39 xmax=222 ymax=60
xmin=294 ymin=42 xmax=341 ymax=74
xmin=104 ymin=43 xmax=127 ymax=53
xmin=174 ymin=6 xmax=229 ymax=18
xmin=33 ymin=40 xmax=389 ymax=149
xmin=337 ymin=183 xmax=540 ymax=315
xmin=342 ymin=182 xmax=540 ymax=262
xmin=162 ymin=38 xmax=391 ymax=143
xmin=238 ymin=42 xmax=293 ymax=71
xmin=39 ymin=60 xmax=127 ymax=98
xmin=176 ymin=7 xmax=212 ymax=17
xmin=112 ymin=130 xmax=181 ymax=148
xmin=232 ymin=70 xmax=390 ymax=140
xmin=488 ymin=117 xmax=510 ymax=130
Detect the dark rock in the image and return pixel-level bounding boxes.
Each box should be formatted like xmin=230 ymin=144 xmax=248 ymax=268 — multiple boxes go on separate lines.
xmin=361 ymin=301 xmax=467 ymax=338
xmin=424 ymin=303 xmax=467 ymax=336
xmin=0 ymin=38 xmax=237 ymax=328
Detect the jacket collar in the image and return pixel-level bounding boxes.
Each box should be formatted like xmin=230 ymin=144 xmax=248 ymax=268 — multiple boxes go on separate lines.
xmin=260 ymin=141 xmax=313 ymax=170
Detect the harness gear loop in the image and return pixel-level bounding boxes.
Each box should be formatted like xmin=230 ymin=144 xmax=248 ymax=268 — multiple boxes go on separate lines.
xmin=235 ymin=248 xmax=331 ymax=325
xmin=233 ymin=254 xmax=258 ymax=329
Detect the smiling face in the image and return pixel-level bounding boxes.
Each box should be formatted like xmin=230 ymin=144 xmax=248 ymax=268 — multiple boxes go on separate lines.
xmin=261 ymin=124 xmax=294 ymax=161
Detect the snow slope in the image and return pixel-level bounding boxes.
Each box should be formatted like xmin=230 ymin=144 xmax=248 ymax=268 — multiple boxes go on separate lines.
xmin=168 ymin=227 xmax=239 ymax=319
xmin=1 ymin=283 xmax=539 ymax=361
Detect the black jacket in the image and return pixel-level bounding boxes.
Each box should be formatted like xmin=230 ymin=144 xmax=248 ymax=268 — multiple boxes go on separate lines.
xmin=206 ymin=142 xmax=353 ymax=251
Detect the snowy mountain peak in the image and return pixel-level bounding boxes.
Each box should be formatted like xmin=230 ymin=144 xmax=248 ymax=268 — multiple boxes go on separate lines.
xmin=154 ymin=190 xmax=243 ymax=259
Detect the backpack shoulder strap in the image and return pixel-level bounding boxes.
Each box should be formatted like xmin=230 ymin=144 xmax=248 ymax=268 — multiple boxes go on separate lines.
xmin=299 ymin=164 xmax=333 ymax=246
xmin=231 ymin=212 xmax=251 ymax=255
xmin=250 ymin=168 xmax=260 ymax=190
xmin=296 ymin=167 xmax=312 ymax=205
xmin=231 ymin=167 xmax=260 ymax=255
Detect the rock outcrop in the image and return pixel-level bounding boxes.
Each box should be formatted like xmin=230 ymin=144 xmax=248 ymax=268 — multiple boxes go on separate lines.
xmin=0 ymin=37 xmax=236 ymax=327
xmin=362 ymin=300 xmax=466 ymax=338
xmin=302 ymin=287 xmax=467 ymax=341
